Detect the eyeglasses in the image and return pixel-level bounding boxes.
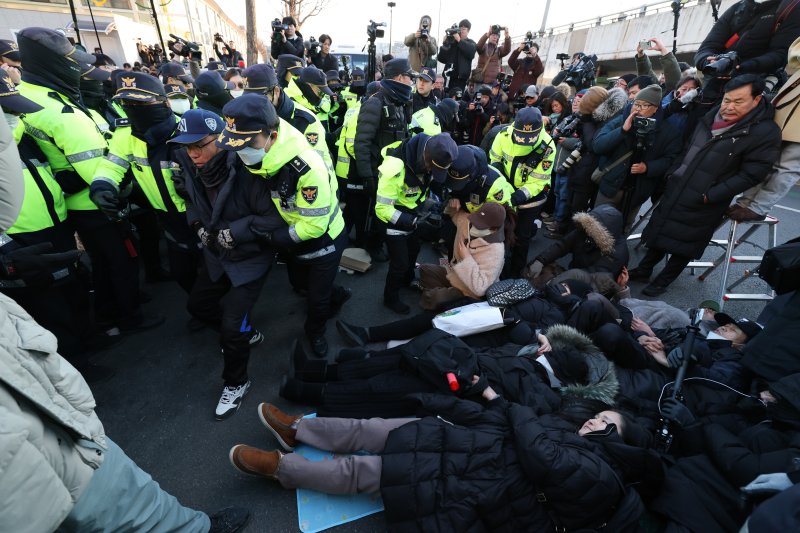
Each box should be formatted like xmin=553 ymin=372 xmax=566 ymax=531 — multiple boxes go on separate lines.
xmin=632 ymin=102 xmax=655 ymax=110
xmin=186 ymin=137 xmax=216 ymax=151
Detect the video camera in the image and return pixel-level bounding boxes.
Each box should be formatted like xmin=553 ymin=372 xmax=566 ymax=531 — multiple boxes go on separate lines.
xmin=522 ymin=31 xmax=535 ymax=52
xmin=490 ymin=24 xmax=502 ymax=36
xmin=703 ymin=50 xmax=738 ymax=78
xmin=562 ymin=53 xmax=597 ymax=91
xmin=368 ymin=20 xmax=386 ymax=40
xmin=214 ymin=33 xmax=224 ymax=43
xmin=168 ymin=34 xmax=199 ymax=58
xmin=272 ymin=18 xmax=289 ymax=32
xmin=305 ymin=36 xmax=320 ymax=57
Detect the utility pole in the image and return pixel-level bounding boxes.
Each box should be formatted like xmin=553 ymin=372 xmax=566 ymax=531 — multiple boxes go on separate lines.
xmin=388 ymin=2 xmax=396 ymax=55
xmin=245 ymin=0 xmax=257 ymax=65
xmin=539 ymin=0 xmax=552 ymax=35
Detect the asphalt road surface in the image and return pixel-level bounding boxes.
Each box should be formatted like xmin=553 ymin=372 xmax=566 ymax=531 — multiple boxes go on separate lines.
xmin=90 ymin=186 xmax=800 ymax=532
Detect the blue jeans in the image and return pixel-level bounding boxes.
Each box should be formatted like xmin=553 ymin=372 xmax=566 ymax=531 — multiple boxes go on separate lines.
xmin=553 ymin=173 xmax=570 ymax=223
xmin=57 ymin=438 xmax=209 ymax=533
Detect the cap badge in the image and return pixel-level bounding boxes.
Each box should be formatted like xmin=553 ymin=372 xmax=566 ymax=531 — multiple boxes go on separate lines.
xmin=225 ymin=116 xmax=236 ymax=131
xmin=205 ymin=118 xmax=218 ymax=131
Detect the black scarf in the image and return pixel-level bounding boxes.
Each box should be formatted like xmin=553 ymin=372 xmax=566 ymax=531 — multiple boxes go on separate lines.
xmin=381 ymin=79 xmax=413 ymax=105
xmin=298 ymin=81 xmax=323 ymax=108
xmin=399 ymin=134 xmax=429 ymax=185
xmin=197 ymin=150 xmax=230 ymax=189
xmin=201 ymin=90 xmax=233 ymax=111
xmin=19 ymin=34 xmax=82 ymax=104
xmin=125 ymin=103 xmax=176 ymax=141
xmin=80 ymin=79 xmax=104 ymax=114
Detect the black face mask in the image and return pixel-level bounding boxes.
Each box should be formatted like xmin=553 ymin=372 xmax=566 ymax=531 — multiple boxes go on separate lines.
xmin=124 ymin=102 xmax=175 ymax=139
xmin=298 ymin=81 xmax=322 ymax=108
xmin=201 ymin=90 xmax=232 ymax=110
xmin=19 ymin=34 xmax=82 ymax=104
xmin=102 ymin=79 xmax=115 ymax=99
xmin=80 ymin=79 xmax=104 ymax=113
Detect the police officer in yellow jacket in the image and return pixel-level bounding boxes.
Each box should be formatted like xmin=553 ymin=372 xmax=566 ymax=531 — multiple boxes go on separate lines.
xmin=410 ymin=97 xmax=460 ymax=136
xmin=375 ymin=132 xmax=458 ymax=313
xmin=0 ymin=72 xmax=96 ymax=371
xmin=284 ymin=66 xmax=333 ymax=133
xmin=90 ymin=72 xmax=199 ymax=293
xmin=446 ymin=144 xmax=515 ymax=213
xmin=489 ymin=107 xmax=555 ymax=277
xmin=17 ymin=27 xmax=159 ymax=333
xmin=217 ymin=94 xmax=349 ymax=356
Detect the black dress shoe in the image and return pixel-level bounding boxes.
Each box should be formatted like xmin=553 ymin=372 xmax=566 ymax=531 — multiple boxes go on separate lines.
xmin=642 ymin=283 xmax=668 ymax=297
xmin=309 ymin=335 xmax=328 ymax=357
xmin=628 ymin=267 xmax=653 ymax=281
xmin=208 ymin=506 xmax=250 ymax=533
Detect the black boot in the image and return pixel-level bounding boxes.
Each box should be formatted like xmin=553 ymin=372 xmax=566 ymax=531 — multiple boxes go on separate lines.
xmin=291 ymin=338 xmax=330 ymax=383
xmin=279 ymin=376 xmax=325 ymax=404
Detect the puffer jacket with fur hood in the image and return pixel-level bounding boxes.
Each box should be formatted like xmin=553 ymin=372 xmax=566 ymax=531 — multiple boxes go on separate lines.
xmin=0 ymin=294 xmax=107 ymax=532
xmin=535 ymin=203 xmax=629 ymax=277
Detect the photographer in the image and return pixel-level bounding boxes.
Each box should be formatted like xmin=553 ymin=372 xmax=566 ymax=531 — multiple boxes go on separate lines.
xmin=695 ymin=0 xmax=800 ymax=101
xmin=213 ymin=35 xmax=243 ymax=68
xmin=309 ymin=34 xmax=337 ymax=72
xmin=635 ymin=37 xmax=681 ymax=94
xmin=465 ymin=86 xmax=493 ymax=146
xmin=508 ymin=38 xmax=543 ymax=99
xmin=437 ymin=19 xmax=477 ymax=91
xmin=270 ymin=16 xmax=305 ymax=60
xmin=552 ymin=52 xmax=596 ymax=92
xmin=474 ymin=25 xmax=511 ymax=85
xmin=405 ymin=15 xmax=438 ymax=72
xmin=593 ymin=85 xmax=682 ymax=233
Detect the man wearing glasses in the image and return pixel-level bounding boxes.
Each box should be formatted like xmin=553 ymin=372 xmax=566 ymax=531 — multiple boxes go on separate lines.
xmin=592 ymin=84 xmax=682 ymax=233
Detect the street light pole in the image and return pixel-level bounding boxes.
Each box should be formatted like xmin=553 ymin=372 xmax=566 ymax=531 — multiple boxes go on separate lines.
xmin=539 ymin=0 xmax=552 ymax=35
xmin=388 ymin=2 xmax=396 ymax=55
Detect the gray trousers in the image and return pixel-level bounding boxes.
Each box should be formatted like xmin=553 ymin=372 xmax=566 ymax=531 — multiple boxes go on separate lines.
xmin=278 ymin=417 xmax=416 ymax=495
xmin=737 ymin=141 xmax=800 ymax=215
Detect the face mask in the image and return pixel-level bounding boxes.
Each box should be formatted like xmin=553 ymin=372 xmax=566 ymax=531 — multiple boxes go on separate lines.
xmin=4 ymin=113 xmax=20 ymax=132
xmin=706 ymin=331 xmax=729 ymax=342
xmin=237 ymin=146 xmax=266 ymax=166
xmin=469 ymin=225 xmax=494 ymax=238
xmin=230 ymin=89 xmax=244 ymax=99
xmin=170 ymin=98 xmax=191 ymax=115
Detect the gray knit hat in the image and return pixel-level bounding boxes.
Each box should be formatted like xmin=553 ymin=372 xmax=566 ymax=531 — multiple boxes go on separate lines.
xmin=635 ymin=84 xmax=662 ymax=107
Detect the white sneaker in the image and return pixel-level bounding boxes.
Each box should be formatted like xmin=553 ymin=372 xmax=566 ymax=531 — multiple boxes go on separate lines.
xmin=215 ymin=381 xmax=251 ymax=420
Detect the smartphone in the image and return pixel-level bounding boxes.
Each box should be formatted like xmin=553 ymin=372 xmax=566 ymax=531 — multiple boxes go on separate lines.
xmin=639 ymin=40 xmax=653 ymax=50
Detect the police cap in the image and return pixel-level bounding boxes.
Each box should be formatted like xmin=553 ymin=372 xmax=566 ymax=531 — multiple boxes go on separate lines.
xmin=241 ymin=64 xmax=278 ymax=92
xmin=217 ymin=93 xmax=278 ymax=151
xmin=0 ymin=39 xmax=20 ymax=62
xmin=113 ymin=71 xmax=166 ymax=102
xmin=165 ymin=83 xmax=189 ymax=98
xmin=17 ymin=27 xmax=95 ymax=65
xmin=81 ymin=63 xmax=110 ymax=82
xmin=384 ymin=57 xmax=414 ymax=79
xmin=160 ymin=62 xmax=194 ymax=84
xmin=277 ymin=54 xmax=304 ymax=73
xmin=326 ymin=69 xmax=341 ymax=83
xmin=512 ymin=107 xmax=543 ymax=145
xmin=423 ymin=133 xmax=458 ymax=183
xmin=0 ymin=69 xmax=42 ymax=114
xmin=446 ymin=144 xmax=477 ymax=191
xmin=418 ymin=66 xmax=436 ymax=82
xmin=298 ymin=66 xmax=334 ymax=96
xmin=195 ymin=70 xmax=232 ymax=98
xmin=350 ymin=67 xmax=366 ymax=88
xmin=205 ymin=60 xmax=226 ymax=72
xmin=169 ymin=108 xmax=224 ymax=144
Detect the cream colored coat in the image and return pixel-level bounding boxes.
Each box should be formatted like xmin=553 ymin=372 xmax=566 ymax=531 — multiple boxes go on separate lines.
xmin=446 ymin=210 xmax=505 ymax=299
xmin=774 ymin=36 xmax=800 ymax=143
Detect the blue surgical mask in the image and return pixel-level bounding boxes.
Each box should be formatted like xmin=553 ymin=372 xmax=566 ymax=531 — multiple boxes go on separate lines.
xmin=237 ymin=146 xmax=266 ymax=166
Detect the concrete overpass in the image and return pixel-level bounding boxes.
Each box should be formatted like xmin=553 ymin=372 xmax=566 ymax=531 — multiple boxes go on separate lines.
xmin=516 ymin=0 xmax=732 ymax=83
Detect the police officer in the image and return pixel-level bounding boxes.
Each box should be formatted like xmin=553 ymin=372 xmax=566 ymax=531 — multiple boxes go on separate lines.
xmin=446 ymin=144 xmax=515 ymax=213
xmin=410 ymin=97 xmax=459 ymax=136
xmin=354 ymin=58 xmax=415 ymax=261
xmin=218 ymin=94 xmax=349 ymax=357
xmin=90 ymin=71 xmax=199 ymax=293
xmin=412 ymin=66 xmax=439 ymax=113
xmin=166 ymin=82 xmax=193 ymax=115
xmin=159 ymin=62 xmax=195 ymax=91
xmin=339 ymin=67 xmax=366 ymax=110
xmin=0 ymin=39 xmax=21 ymax=84
xmin=489 ymin=106 xmax=555 ymax=277
xmin=241 ymin=63 xmax=333 ymax=177
xmin=79 ymin=64 xmax=113 ymax=139
xmin=276 ymin=54 xmax=304 ymax=88
xmin=375 ymin=132 xmax=458 ymax=313
xmin=0 ymin=70 xmax=96 ymax=372
xmin=195 ymin=70 xmax=233 ymax=116
xmin=17 ymin=27 xmax=160 ymax=333
xmin=326 ymin=70 xmax=346 ymax=131
xmin=169 ymin=109 xmax=284 ymax=419
xmin=284 ymin=66 xmax=333 ymax=132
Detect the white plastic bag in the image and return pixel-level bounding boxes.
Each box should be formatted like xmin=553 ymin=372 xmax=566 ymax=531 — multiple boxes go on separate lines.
xmin=432 ymin=301 xmax=505 ymax=337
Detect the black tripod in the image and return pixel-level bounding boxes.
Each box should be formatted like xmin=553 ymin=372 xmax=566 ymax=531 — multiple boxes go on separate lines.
xmin=670 ymin=1 xmax=684 ymax=55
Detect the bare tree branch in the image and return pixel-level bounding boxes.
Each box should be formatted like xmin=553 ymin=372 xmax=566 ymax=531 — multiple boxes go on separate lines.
xmin=278 ymin=0 xmax=332 ymax=30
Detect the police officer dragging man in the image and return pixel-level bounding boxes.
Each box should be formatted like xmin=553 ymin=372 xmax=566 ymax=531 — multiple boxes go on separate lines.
xmin=217 ymin=94 xmax=350 ymax=358
xmin=375 ymin=132 xmax=458 ymax=314
xmin=489 ymin=107 xmax=555 ymax=278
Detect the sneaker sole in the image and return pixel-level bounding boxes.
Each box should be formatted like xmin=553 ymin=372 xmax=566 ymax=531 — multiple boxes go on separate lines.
xmin=215 ymin=383 xmax=250 ymax=421
xmin=258 ymin=403 xmax=296 ymax=451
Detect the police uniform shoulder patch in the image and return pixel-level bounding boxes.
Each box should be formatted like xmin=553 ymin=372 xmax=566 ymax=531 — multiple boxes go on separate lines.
xmin=493 ymin=190 xmax=504 ymax=201
xmin=305 ymin=132 xmax=319 ymax=146
xmin=290 ymin=157 xmax=308 ymax=173
xmin=541 ymin=160 xmax=552 ymax=171
xmin=543 ymin=146 xmax=554 ymax=157
xmin=301 ymin=186 xmax=318 ymax=204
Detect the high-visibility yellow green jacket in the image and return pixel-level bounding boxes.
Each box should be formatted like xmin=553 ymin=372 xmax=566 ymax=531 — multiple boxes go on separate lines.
xmin=375 ymin=139 xmax=427 ymax=232
xmin=409 ymin=106 xmax=442 ymax=136
xmin=18 ymin=82 xmax=108 ymax=212
xmin=334 ymin=103 xmax=361 ymax=180
xmin=285 ymin=78 xmax=331 ymax=131
xmin=489 ymin=125 xmax=556 ymax=206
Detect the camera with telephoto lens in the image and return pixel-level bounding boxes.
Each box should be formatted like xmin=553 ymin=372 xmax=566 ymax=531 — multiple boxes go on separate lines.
xmin=214 ymin=33 xmax=224 ymax=42
xmin=305 ymin=36 xmax=320 ymax=57
xmin=420 ymin=22 xmax=430 ymax=39
xmin=563 ymin=53 xmax=597 ymax=90
xmin=556 ymin=140 xmax=583 ymax=174
xmin=168 ymin=34 xmax=199 ymax=58
xmin=522 ymin=31 xmax=534 ymax=52
xmin=491 ymin=24 xmax=502 ymax=35
xmin=368 ymin=20 xmax=386 ymax=40
xmin=496 ymin=72 xmax=511 ymax=92
xmin=551 ymin=113 xmax=581 ymax=143
xmin=703 ymin=50 xmax=738 ymax=78
xmin=445 ymin=23 xmax=459 ymax=44
xmin=633 ymin=116 xmax=657 ymax=136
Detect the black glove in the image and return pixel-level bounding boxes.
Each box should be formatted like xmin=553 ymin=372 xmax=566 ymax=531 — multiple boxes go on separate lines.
xmin=89 ymin=180 xmax=122 ymax=218
xmin=170 ymin=168 xmax=189 ymax=200
xmin=250 ymin=224 xmax=274 ymax=245
xmin=661 ymin=398 xmax=695 ymax=427
xmin=364 ymin=177 xmax=377 ymax=196
xmin=394 ymin=212 xmax=418 ymax=232
xmin=1 ymin=242 xmax=80 ymax=280
xmin=667 ymin=346 xmax=697 ymax=368
xmin=510 ymin=188 xmax=529 ymax=207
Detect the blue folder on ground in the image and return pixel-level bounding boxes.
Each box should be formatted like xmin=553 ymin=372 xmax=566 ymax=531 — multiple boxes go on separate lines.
xmin=295 ymin=415 xmax=384 ymax=533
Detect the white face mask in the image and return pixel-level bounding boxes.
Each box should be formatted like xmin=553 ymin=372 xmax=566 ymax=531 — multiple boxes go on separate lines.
xmin=4 ymin=112 xmax=20 ymax=131
xmin=230 ymin=89 xmax=244 ymax=99
xmin=706 ymin=331 xmax=729 ymax=342
xmin=169 ymin=98 xmax=191 ymax=115
xmin=237 ymin=146 xmax=266 ymax=166
xmin=469 ymin=225 xmax=495 ymax=238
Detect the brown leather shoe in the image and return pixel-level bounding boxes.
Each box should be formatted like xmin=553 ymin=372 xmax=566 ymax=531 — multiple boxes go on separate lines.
xmin=229 ymin=445 xmax=283 ymax=480
xmin=258 ymin=403 xmax=302 ymax=451
xmin=728 ymin=205 xmax=766 ymax=223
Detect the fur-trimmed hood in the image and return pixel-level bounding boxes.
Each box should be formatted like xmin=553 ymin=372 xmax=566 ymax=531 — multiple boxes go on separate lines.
xmin=572 ymin=204 xmax=623 ymax=256
xmin=592 ymin=87 xmax=627 ymax=123
xmin=545 ymin=324 xmax=619 ymax=406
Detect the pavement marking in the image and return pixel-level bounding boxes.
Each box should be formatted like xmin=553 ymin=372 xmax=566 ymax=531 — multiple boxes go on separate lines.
xmin=775 ymin=204 xmax=800 ymax=214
